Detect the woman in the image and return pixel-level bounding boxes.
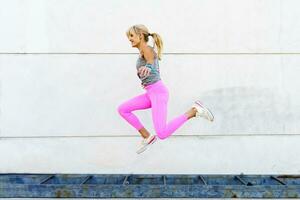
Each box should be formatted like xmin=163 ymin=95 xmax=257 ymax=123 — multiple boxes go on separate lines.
xmin=117 ymin=24 xmax=214 ymax=154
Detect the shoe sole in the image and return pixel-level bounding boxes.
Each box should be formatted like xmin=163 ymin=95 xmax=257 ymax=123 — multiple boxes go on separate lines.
xmin=136 ymin=136 xmax=157 ymax=154
xmin=194 ymin=101 xmax=214 ymax=122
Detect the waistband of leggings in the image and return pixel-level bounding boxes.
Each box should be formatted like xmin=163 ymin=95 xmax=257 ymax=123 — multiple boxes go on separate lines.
xmin=144 ymin=80 xmax=163 ymax=90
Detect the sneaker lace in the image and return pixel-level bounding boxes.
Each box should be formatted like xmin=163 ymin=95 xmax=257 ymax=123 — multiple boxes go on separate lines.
xmin=195 ymin=106 xmax=209 ymax=120
xmin=141 ymin=137 xmax=150 ymax=145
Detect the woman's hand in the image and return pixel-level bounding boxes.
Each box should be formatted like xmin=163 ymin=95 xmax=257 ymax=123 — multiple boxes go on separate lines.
xmin=138 ymin=66 xmax=151 ymax=77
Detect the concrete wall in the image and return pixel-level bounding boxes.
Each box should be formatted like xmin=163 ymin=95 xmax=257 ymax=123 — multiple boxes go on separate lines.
xmin=0 ymin=0 xmax=299 ymax=174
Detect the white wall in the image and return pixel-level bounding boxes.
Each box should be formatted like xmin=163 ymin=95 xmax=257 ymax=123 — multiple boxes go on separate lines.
xmin=0 ymin=0 xmax=299 ymax=174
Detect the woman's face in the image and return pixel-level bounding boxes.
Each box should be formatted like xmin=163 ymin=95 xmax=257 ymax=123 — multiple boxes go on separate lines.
xmin=127 ymin=30 xmax=141 ymax=48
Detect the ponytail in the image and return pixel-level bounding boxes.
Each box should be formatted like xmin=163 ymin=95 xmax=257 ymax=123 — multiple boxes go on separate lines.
xmin=150 ymin=33 xmax=163 ymax=60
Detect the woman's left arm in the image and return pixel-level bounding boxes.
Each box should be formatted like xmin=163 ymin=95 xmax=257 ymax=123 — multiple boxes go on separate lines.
xmin=143 ymin=47 xmax=154 ymax=65
xmin=138 ymin=48 xmax=155 ymax=77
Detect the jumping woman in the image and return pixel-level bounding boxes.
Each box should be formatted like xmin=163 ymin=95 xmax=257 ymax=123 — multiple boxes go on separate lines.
xmin=117 ymin=24 xmax=214 ymax=154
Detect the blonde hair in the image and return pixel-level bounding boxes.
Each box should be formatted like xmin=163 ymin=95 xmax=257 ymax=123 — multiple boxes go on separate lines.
xmin=126 ymin=24 xmax=163 ymax=60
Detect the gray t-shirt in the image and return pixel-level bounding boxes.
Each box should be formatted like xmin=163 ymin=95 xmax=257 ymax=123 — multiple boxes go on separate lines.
xmin=136 ymin=47 xmax=161 ymax=86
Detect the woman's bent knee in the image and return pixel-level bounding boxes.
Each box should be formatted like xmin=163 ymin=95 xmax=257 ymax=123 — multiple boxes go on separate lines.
xmin=156 ymin=132 xmax=168 ymax=140
xmin=117 ymin=104 xmax=125 ymax=115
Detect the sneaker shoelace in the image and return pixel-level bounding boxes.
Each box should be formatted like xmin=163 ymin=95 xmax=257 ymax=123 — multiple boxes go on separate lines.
xmin=195 ymin=105 xmax=209 ymax=120
xmin=141 ymin=136 xmax=152 ymax=145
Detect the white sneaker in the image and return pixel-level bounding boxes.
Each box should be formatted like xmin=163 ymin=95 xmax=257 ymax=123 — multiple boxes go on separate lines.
xmin=192 ymin=100 xmax=214 ymax=122
xmin=136 ymin=135 xmax=157 ymax=154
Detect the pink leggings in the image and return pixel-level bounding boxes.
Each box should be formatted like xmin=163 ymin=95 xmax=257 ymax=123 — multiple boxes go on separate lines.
xmin=117 ymin=80 xmax=188 ymax=140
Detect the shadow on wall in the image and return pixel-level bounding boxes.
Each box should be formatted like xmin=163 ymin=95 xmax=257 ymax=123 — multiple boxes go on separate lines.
xmin=197 ymin=86 xmax=299 ymax=134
